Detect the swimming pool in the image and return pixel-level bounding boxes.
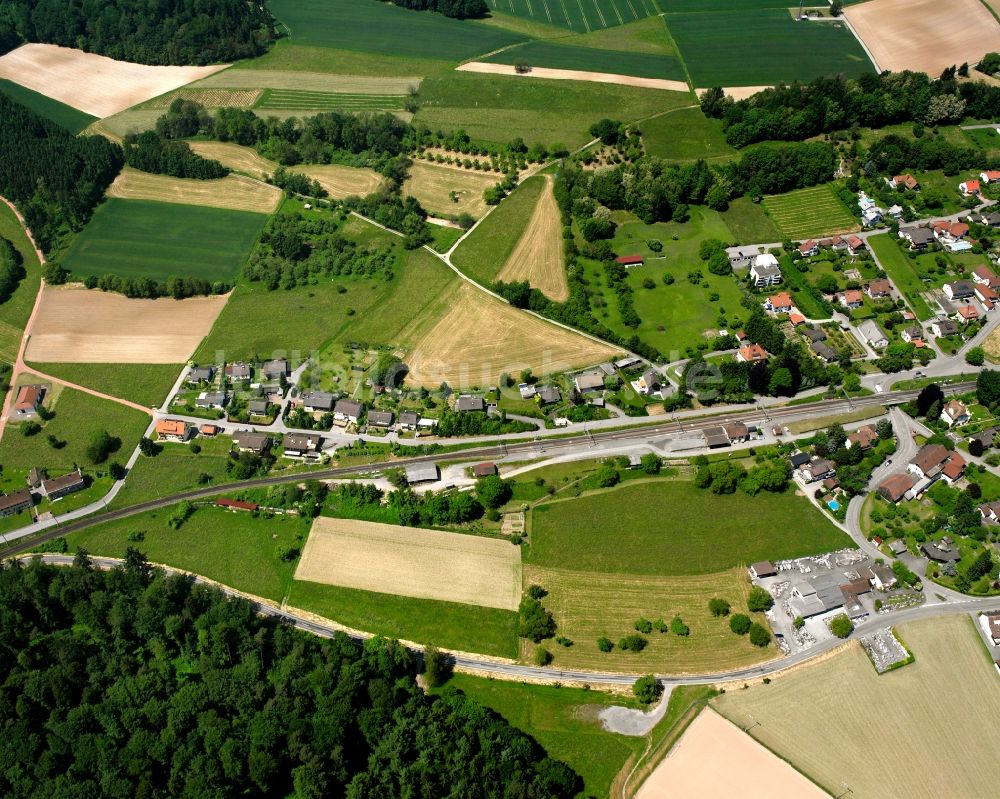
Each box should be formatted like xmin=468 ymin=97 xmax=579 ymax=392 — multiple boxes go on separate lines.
xmin=828 ymin=499 xmax=841 ymax=512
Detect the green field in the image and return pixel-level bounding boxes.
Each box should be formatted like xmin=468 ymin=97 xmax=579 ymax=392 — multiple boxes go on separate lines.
xmin=0 ymin=202 xmax=41 ymax=362
xmin=60 ymin=199 xmax=266 ymax=284
xmin=232 ymin=39 xmax=454 ymax=78
xmin=256 ymin=89 xmax=405 ymax=111
xmin=451 ymin=176 xmax=545 ymax=285
xmin=762 ymin=184 xmax=858 ymax=239
xmin=486 ymin=0 xmax=659 ymax=32
xmin=287 ymin=580 xmax=518 ymax=658
xmin=268 ymin=0 xmax=523 ymax=60
xmin=528 ymin=478 xmax=852 ymax=574
xmin=0 ymin=78 xmax=96 ymax=134
xmin=665 ymin=10 xmax=872 ymax=86
xmin=720 ymin=196 xmax=783 ymax=244
xmin=485 ymin=39 xmax=685 ymax=80
xmin=414 ymin=72 xmax=690 ymax=148
xmin=0 ymin=385 xmax=150 ymax=473
xmin=867 ymin=233 xmax=934 ymax=321
xmin=25 ymin=363 xmax=181 ymax=408
xmin=640 ymin=107 xmax=736 ymax=161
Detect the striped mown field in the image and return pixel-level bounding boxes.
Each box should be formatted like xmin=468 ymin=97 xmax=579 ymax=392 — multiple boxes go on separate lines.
xmin=256 ymin=88 xmax=406 ymax=111
xmin=762 ymin=185 xmax=859 ymax=239
xmin=486 ymin=0 xmax=659 ymax=32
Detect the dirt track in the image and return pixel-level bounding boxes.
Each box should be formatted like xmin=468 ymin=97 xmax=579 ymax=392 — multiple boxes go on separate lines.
xmin=108 ymin=168 xmax=280 ymax=214
xmin=496 ymin=176 xmax=568 ymax=302
xmin=456 ymin=62 xmax=689 ymax=93
xmin=0 ymin=43 xmax=226 ymax=117
xmin=405 ymin=283 xmax=616 ymax=387
xmin=844 ymin=0 xmax=1000 ymax=75
xmin=295 ymin=517 xmax=521 ymax=610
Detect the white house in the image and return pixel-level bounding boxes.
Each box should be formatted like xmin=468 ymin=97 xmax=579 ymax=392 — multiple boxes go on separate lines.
xmin=940 ymin=399 xmax=970 ymax=428
xmin=749 ymin=253 xmax=782 ymax=287
xmin=857 ymin=320 xmax=888 ymax=349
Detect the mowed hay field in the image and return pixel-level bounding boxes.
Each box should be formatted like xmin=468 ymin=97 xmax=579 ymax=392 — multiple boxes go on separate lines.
xmin=0 ymin=43 xmax=227 ymax=117
xmin=403 ymin=161 xmax=497 ymax=219
xmin=25 ymin=286 xmax=229 ymax=364
xmin=486 ymin=0 xmax=659 ymax=33
xmin=845 ymin=0 xmax=1000 ymax=76
xmin=405 ymin=283 xmax=617 ymax=387
xmin=985 ymin=324 xmax=1000 ymax=364
xmin=108 ymin=168 xmax=281 ymax=214
xmin=59 ymin=199 xmax=266 ymax=284
xmin=523 ymin=564 xmax=776 ymax=673
xmin=189 ymin=141 xmax=278 ymax=177
xmin=762 ymin=185 xmax=858 ymax=240
xmin=715 ymin=615 xmax=1000 ymax=798
xmin=295 ymin=517 xmax=522 ymax=611
xmin=496 ymin=176 xmax=568 ymax=301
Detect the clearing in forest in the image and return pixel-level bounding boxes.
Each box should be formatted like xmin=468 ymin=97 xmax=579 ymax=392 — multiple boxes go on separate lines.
xmin=495 ymin=176 xmax=568 ymax=302
xmin=295 ymin=516 xmax=522 ymax=611
xmin=107 ymin=168 xmax=281 ymax=214
xmin=403 ymin=160 xmax=498 ymax=220
xmin=405 ymin=283 xmax=617 ymax=388
xmin=25 ymin=286 xmax=229 ymax=364
xmin=0 ymin=43 xmax=227 ymax=117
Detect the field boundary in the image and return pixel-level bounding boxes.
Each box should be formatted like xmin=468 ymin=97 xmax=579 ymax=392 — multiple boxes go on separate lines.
xmin=456 ymin=61 xmax=689 ymax=92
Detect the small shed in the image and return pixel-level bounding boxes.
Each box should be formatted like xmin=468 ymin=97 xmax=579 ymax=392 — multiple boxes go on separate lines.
xmin=473 ymin=462 xmax=497 ymax=478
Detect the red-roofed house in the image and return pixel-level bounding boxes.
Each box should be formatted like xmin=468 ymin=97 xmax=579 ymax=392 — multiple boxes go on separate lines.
xmin=889 ymin=174 xmax=919 ymax=191
xmin=765 ymin=292 xmax=793 ymax=313
xmin=737 ymin=343 xmax=768 ymax=363
xmin=942 ymin=453 xmax=967 ymax=484
xmin=956 ymin=305 xmax=980 ymax=323
xmin=616 ymin=254 xmax=644 ymax=267
xmin=846 ymin=235 xmax=866 ymax=255
xmin=216 ymin=498 xmax=259 ymax=512
xmin=981 ymin=170 xmax=1000 ymax=184
xmin=972 ymin=265 xmax=1000 ymax=289
xmin=941 ymin=399 xmax=970 ymax=428
xmin=975 ymin=284 xmax=998 ymax=308
xmin=960 ymin=179 xmax=982 ymax=196
xmin=789 ymin=312 xmax=806 ymax=325
xmin=866 ymin=279 xmax=892 ymax=299
xmin=840 ymin=289 xmax=864 ymax=309
xmin=798 ymin=239 xmax=819 ymax=257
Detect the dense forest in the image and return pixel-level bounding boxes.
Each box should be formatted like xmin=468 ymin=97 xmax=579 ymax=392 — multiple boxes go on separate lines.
xmin=0 ymin=93 xmax=122 ymax=252
xmin=0 ymin=555 xmax=579 ymax=798
xmin=391 ymin=0 xmax=488 ymax=19
xmin=0 ymin=235 xmax=24 ymax=304
xmin=702 ymin=71 xmax=1000 ymax=148
xmin=123 ymin=131 xmax=228 ymax=179
xmin=0 ymin=0 xmax=275 ymax=64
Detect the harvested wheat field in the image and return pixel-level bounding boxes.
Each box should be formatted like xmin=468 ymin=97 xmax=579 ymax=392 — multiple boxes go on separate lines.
xmin=297 ymin=164 xmax=384 ymax=199
xmin=0 ymin=43 xmax=227 ymax=117
xmin=189 ymin=141 xmax=279 ymax=177
xmin=108 ymin=168 xmax=281 ymax=214
xmin=456 ymin=62 xmax=688 ymax=92
xmin=26 ymin=286 xmax=228 ymax=364
xmin=984 ymin=326 xmax=1000 ymax=364
xmin=403 ymin=160 xmax=497 ymax=219
xmin=845 ymin=0 xmax=1000 ymax=75
xmin=496 ymin=176 xmax=568 ymax=302
xmin=405 ymin=283 xmax=616 ymax=387
xmin=715 ymin=615 xmax=1000 ymax=798
xmin=636 ymin=709 xmax=826 ymax=799
xmin=145 ymin=88 xmax=262 ymax=109
xmin=295 ymin=517 xmax=521 ymax=611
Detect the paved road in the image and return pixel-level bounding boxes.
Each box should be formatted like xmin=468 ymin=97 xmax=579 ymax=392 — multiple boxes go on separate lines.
xmin=26 ymin=554 xmax=1000 ymax=687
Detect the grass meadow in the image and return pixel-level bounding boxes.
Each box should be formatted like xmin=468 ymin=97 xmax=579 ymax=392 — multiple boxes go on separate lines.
xmin=60 ymin=199 xmax=266 ymax=284
xmin=24 ymin=362 xmax=181 ymax=408
xmin=866 ymin=233 xmax=934 ymax=321
xmin=665 ymin=10 xmax=873 ymax=86
xmin=720 ymin=196 xmax=783 ymax=245
xmin=762 ymin=184 xmax=858 ymax=239
xmin=527 ymin=478 xmax=851 ymax=574
xmin=640 ymin=107 xmax=736 ymax=161
xmin=484 ymin=39 xmax=685 ymax=80
xmin=0 ymin=78 xmax=96 ymax=133
xmin=486 ymin=0 xmax=659 ymax=33
xmin=715 ymin=616 xmax=1000 ymax=798
xmin=0 ymin=202 xmax=41 ymax=362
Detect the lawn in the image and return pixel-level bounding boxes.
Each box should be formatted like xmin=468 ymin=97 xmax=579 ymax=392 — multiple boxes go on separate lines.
xmin=963 ymin=126 xmax=1000 ymax=161
xmin=0 ymin=202 xmax=41 ymax=362
xmin=0 ymin=78 xmax=96 ymax=133
xmin=719 ymin=196 xmax=783 ymax=244
xmin=665 ymin=10 xmax=873 ymax=86
xmin=527 ymin=478 xmax=851 ymax=574
xmin=866 ymin=233 xmax=934 ymax=321
xmin=714 ymin=615 xmax=1000 ymax=798
xmin=286 ymin=580 xmax=519 ymax=658
xmin=59 ymin=199 xmax=266 ymax=284
xmin=640 ymin=107 xmax=736 ymax=162
xmin=414 ymin=72 xmax=690 ymax=148
xmin=762 ymin=184 xmax=858 ymax=240
xmin=0 ymin=385 xmax=150 ymax=473
xmin=267 ymin=0 xmax=524 ymax=61
xmin=230 ymin=39 xmax=454 ymax=79
xmin=451 ymin=176 xmax=545 ymax=285
xmin=66 ymin=506 xmax=310 ymax=602
xmin=25 ymin=362 xmax=181 ymax=408
xmin=438 ymin=674 xmax=646 ymax=798
xmin=486 ymin=0 xmax=660 ymax=33
xmin=484 ymin=40 xmax=685 ymax=81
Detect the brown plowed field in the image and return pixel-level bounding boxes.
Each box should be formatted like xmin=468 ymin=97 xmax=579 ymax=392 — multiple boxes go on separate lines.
xmin=496 ymin=176 xmax=568 ymax=301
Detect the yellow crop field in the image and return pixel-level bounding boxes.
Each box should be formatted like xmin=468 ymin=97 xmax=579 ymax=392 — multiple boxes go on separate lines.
xmin=496 ymin=175 xmax=568 ymax=301
xmin=107 ymin=168 xmax=281 ymax=214
xmin=403 ymin=160 xmax=497 ymax=219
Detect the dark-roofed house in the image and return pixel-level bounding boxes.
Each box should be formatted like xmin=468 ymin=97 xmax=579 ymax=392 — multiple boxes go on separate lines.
xmin=574 ymin=371 xmax=605 ymax=393
xmin=27 ymin=468 xmax=41 ymax=490
xmin=922 ymin=540 xmax=960 ymax=563
xmin=537 ymin=386 xmax=562 ymax=405
xmin=636 ymin=369 xmax=661 ymax=396
xmin=723 ymin=422 xmax=749 ymax=443
xmin=789 ymin=451 xmax=811 ymax=468
xmin=455 ymin=395 xmax=485 ymax=413
xmin=813 ymin=341 xmax=838 ymax=363
xmin=334 ymin=399 xmax=364 ymax=424
xmin=225 ymin=362 xmax=251 ymax=380
xmin=283 ymin=433 xmax=322 ymax=458
xmin=798 ymin=458 xmax=836 ymax=483
xmin=870 ymin=564 xmax=897 ymax=591
xmin=399 ymin=411 xmax=420 ymax=431
xmin=943 ymin=281 xmax=975 ymax=301
xmin=909 ymin=444 xmax=951 ymax=480
xmin=473 ymin=462 xmax=497 ymax=478
xmin=900 ymin=227 xmax=934 ymax=250
xmin=232 ymin=430 xmax=270 ymax=455
xmin=0 ymin=489 xmax=33 ymax=517
xmin=749 ymin=561 xmax=777 ymax=579
xmin=261 ymin=359 xmax=289 ymax=380
xmin=969 ymin=427 xmax=998 ymax=449
xmin=367 ymin=409 xmax=394 ymax=428
xmin=405 ymin=463 xmax=439 ymax=484
xmin=40 ymin=469 xmax=85 ymax=500
xmin=802 ymin=327 xmax=827 ymax=343
xmin=930 ymin=319 xmax=959 ymax=338
xmin=702 ymin=426 xmax=731 ymax=448
xmin=300 ymin=391 xmax=336 ymax=413
xmin=248 ymin=399 xmax=270 ymax=416
xmin=186 ymin=366 xmax=214 ymax=384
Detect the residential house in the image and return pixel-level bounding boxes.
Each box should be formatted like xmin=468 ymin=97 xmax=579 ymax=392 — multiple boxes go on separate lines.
xmin=889 ymin=539 xmax=908 ymax=556
xmin=922 ymin=539 xmax=960 ymax=563
xmin=261 ymin=359 xmax=289 ymax=380
xmin=40 ymin=469 xmax=85 ymax=500
xmin=248 ymin=399 xmax=270 ymax=416
xmin=518 ymin=383 xmax=537 ymax=399
xmin=701 ymin=426 xmax=731 ymax=448
xmin=956 ymin=305 xmax=980 ymax=323
xmin=858 ymin=320 xmax=889 ymax=349
xmin=574 ymin=371 xmax=605 ymax=393
xmin=789 ymin=451 xmax=811 ymax=469
xmin=889 ymin=174 xmax=920 ymax=191
xmin=13 ymin=384 xmax=44 ymax=418
xmin=899 ymin=226 xmax=934 ymax=250
xmin=935 ymin=220 xmax=972 ymax=252
xmin=723 ymin=422 xmax=749 ymax=443
xmin=225 ymin=362 xmax=251 ymax=380
xmin=615 ymin=254 xmax=644 ymax=267
xmin=798 ymin=458 xmax=836 ymax=483
xmin=802 ymin=327 xmax=827 ymax=343
xmin=866 ymin=279 xmax=892 ymax=299
xmin=877 ymin=473 xmax=915 ymax=503
xmin=636 ymin=369 xmax=660 ymax=396
xmin=728 ymin=247 xmax=758 ymax=270
xmin=473 ymin=462 xmax=497 ymax=478
xmin=300 ymin=391 xmax=336 ymax=414
xmin=798 ymin=239 xmax=819 ymax=257
xmin=283 ymin=433 xmax=322 ymax=458
xmin=736 ymin=343 xmax=768 ymax=363
xmin=940 ymin=399 xmax=970 ymax=428
xmin=405 ymin=463 xmax=439 ymax=484
xmin=454 ymin=395 xmax=485 ymax=413
xmin=869 ymin=564 xmax=898 ymax=591
xmin=900 ymin=324 xmax=924 ymax=344
xmin=941 ymin=452 xmax=967 ymax=484
xmin=888 ymin=204 xmax=903 ymax=219
xmin=959 ymin=179 xmax=982 ymax=196
xmin=398 ymin=411 xmax=420 ymax=431
xmin=981 ymin=612 xmax=1000 ymax=646
xmin=930 ymin=318 xmax=959 ymax=337
xmin=764 ymin=291 xmax=793 ymax=313
xmin=789 ymin=312 xmax=806 ymax=325
xmin=858 ymin=191 xmax=876 ymax=210
xmin=976 ymin=210 xmax=1000 ymax=228
xmin=333 ymin=398 xmax=364 ymax=424
xmin=598 ymin=362 xmax=616 ymax=376
xmin=195 ymin=391 xmax=227 ymax=410
xmin=186 ymin=366 xmax=214 ymax=384
xmin=615 ymin=356 xmax=642 ymax=370
xmin=199 ymin=424 xmax=221 ymax=437
xmin=982 ymin=170 xmax=1000 ymax=185
xmin=362 ymin=410 xmax=390 ymax=430
xmin=537 ymin=386 xmax=562 ymax=405
xmin=749 ymin=561 xmax=777 ymax=579
xmin=27 ymin=468 xmax=41 ymax=490
xmin=862 ymin=206 xmax=884 ymax=227
xmin=155 ymin=418 xmax=190 ymax=442
xmin=813 ymin=341 xmax=839 ymax=362
xmin=217 ymin=498 xmax=258 ymax=513
xmin=975 ymin=284 xmax=998 ymax=309
xmin=847 ymin=424 xmax=878 ymax=450
xmin=908 ymin=443 xmax=952 ymax=480
xmin=231 ymin=430 xmax=270 ymax=455
xmin=749 ymin=253 xmax=782 ymax=286
xmin=0 ymin=490 xmax=33 ymax=517
xmin=972 ymin=265 xmax=1000 ymax=288
xmin=839 ymin=289 xmax=864 ymax=309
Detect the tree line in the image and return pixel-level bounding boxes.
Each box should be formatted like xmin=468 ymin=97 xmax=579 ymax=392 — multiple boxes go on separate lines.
xmin=122 ymin=131 xmax=228 ymax=179
xmin=0 ymin=93 xmax=123 ymax=252
xmin=0 ymin=555 xmax=579 ymax=797
xmin=0 ymin=235 xmax=24 ymax=304
xmin=0 ymin=0 xmax=275 ymax=64
xmin=390 ymin=0 xmax=488 ymax=19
